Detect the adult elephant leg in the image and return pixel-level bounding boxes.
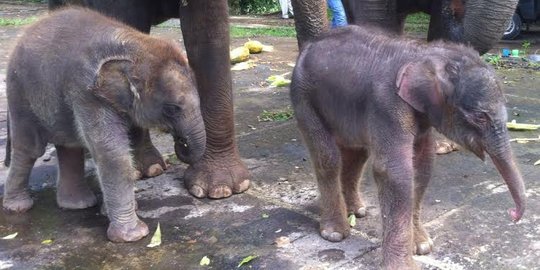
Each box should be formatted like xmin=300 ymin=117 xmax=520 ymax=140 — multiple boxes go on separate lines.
xmin=291 ymin=0 xmax=328 ymax=49
xmin=342 ymin=0 xmax=400 ymax=33
xmin=179 ymin=1 xmax=250 ymax=199
xmin=427 ymin=0 xmax=465 ymax=43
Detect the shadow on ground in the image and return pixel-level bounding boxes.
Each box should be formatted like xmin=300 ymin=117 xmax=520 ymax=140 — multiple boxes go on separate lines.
xmin=0 ymin=3 xmax=540 ymax=270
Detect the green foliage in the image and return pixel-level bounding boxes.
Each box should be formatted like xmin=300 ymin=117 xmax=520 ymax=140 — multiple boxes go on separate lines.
xmin=231 ymin=26 xmax=296 ymax=38
xmin=229 ymin=0 xmax=280 ymax=15
xmin=483 ymin=53 xmax=502 ymax=68
xmin=0 ymin=17 xmax=38 ymax=26
xmin=258 ymin=107 xmax=294 ymax=122
xmin=522 ymin=40 xmax=531 ymax=55
xmin=404 ymin=12 xmax=429 ymax=33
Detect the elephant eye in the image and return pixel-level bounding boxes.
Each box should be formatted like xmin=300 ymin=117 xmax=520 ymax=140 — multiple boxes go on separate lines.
xmin=163 ymin=104 xmax=181 ymax=117
xmin=473 ymin=111 xmax=489 ymax=124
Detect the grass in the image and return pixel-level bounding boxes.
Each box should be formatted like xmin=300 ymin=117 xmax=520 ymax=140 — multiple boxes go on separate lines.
xmin=403 ymin=12 xmax=429 ymax=34
xmin=0 ymin=17 xmax=38 ymax=26
xmin=230 ymin=25 xmax=296 ymax=38
xmin=258 ymin=107 xmax=294 ymax=122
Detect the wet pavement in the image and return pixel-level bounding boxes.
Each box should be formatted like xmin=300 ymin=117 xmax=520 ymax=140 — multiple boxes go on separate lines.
xmin=1 ymin=3 xmax=540 ymax=270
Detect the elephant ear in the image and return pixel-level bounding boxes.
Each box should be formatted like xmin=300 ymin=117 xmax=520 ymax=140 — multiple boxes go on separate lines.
xmin=92 ymin=58 xmax=140 ymax=113
xmin=396 ymin=59 xmax=453 ymax=118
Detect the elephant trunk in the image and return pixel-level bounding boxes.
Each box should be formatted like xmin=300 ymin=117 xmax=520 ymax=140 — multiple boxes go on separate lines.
xmin=486 ymin=134 xmax=526 ymax=222
xmin=463 ymin=0 xmax=518 ymax=54
xmin=174 ymin=117 xmax=206 ymax=165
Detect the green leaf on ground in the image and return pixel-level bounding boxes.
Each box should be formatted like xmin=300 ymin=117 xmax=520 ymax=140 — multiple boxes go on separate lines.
xmin=200 ymin=256 xmax=211 ymax=266
xmin=348 ymin=214 xmax=356 ymax=227
xmin=1 ymin=232 xmax=18 ymax=239
xmin=146 ymin=223 xmax=162 ymax=248
xmin=238 ymin=255 xmax=257 ymax=267
xmin=507 ymin=120 xmax=540 ymax=130
xmin=41 ymin=239 xmax=53 ymax=245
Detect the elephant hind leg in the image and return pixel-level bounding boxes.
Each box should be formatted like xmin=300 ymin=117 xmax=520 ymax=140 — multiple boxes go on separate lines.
xmin=338 ymin=145 xmax=369 ymax=218
xmin=295 ymin=100 xmax=349 ymax=242
xmin=55 ymin=145 xmax=97 ymax=209
xmin=3 ymin=117 xmax=46 ymax=212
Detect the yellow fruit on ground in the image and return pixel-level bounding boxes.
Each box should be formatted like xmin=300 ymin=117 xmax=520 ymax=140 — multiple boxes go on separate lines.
xmin=230 ymin=46 xmax=250 ymax=64
xmin=244 ymin=40 xmax=264 ymax=54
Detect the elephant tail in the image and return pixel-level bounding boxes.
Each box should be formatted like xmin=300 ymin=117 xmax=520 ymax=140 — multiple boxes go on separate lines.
xmin=4 ymin=111 xmax=11 ymax=167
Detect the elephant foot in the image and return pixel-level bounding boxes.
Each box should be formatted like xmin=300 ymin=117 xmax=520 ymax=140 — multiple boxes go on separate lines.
xmin=184 ymin=153 xmax=250 ymax=199
xmin=382 ymin=258 xmax=419 ymax=270
xmin=57 ymin=186 xmax=97 ymax=210
xmin=320 ymin=219 xmax=350 ymax=242
xmin=413 ymin=226 xmax=433 ymax=255
xmin=345 ymin=196 xmax=367 ymax=218
xmin=3 ymin=191 xmax=34 ymax=213
xmin=56 ymin=189 xmax=97 ymax=209
xmin=351 ymin=206 xmax=367 ymax=218
xmin=133 ymin=145 xmax=168 ymax=179
xmin=107 ymin=219 xmax=149 ymax=242
xmin=435 ymin=139 xmax=459 ymax=155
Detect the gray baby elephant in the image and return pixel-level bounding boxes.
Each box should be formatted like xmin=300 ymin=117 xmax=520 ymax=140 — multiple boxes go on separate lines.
xmin=3 ymin=8 xmax=206 ymax=242
xmin=291 ymin=25 xmax=526 ymax=269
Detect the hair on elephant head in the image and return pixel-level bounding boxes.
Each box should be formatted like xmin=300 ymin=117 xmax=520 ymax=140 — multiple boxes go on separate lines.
xmin=3 ymin=8 xmax=206 ymax=243
xmin=91 ymin=52 xmax=206 ymax=164
xmin=291 ymin=25 xmax=525 ymax=269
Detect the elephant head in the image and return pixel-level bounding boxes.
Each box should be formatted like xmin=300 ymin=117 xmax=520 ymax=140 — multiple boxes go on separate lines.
xmin=93 ymin=54 xmax=206 ymax=164
xmin=396 ymin=43 xmax=526 ymax=221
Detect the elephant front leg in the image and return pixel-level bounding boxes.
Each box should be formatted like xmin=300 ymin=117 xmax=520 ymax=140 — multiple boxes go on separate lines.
xmin=129 ymin=126 xmax=168 ymax=178
xmin=179 ymin=1 xmax=250 ymax=199
xmin=412 ymin=132 xmax=435 ymax=255
xmin=78 ymin=110 xmax=148 ymax=242
xmin=55 ymin=145 xmax=97 ymax=209
xmin=372 ymin=146 xmax=417 ymax=269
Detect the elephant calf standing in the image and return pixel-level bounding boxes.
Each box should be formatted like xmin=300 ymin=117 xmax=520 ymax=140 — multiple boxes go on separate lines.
xmin=3 ymin=8 xmax=206 ymax=242
xmin=291 ymin=25 xmax=526 ymax=269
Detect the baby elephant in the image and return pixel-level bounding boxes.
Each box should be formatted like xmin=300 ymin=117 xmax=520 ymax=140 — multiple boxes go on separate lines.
xmin=291 ymin=26 xmax=526 ymax=269
xmin=3 ymin=8 xmax=206 ymax=242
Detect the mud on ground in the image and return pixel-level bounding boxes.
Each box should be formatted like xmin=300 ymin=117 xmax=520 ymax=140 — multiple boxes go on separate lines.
xmin=0 ymin=2 xmax=540 ymax=270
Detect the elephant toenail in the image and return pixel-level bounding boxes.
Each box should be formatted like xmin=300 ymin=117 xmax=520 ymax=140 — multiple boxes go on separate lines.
xmin=209 ymin=186 xmax=232 ymax=199
xmin=234 ymin=179 xmax=250 ymax=193
xmin=189 ymin=185 xmax=206 ymax=198
xmin=146 ymin=164 xmax=164 ymax=177
xmin=355 ymin=207 xmax=367 ymax=218
xmin=416 ymin=242 xmax=432 ymax=255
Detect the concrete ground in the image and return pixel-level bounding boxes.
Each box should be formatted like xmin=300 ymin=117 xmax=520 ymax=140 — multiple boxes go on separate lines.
xmin=0 ymin=2 xmax=540 ymax=270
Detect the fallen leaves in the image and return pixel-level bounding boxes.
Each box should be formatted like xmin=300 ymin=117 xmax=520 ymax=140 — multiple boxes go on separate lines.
xmin=200 ymin=256 xmax=210 ymax=266
xmin=41 ymin=239 xmax=53 ymax=245
xmin=146 ymin=223 xmax=162 ymax=248
xmin=237 ymin=255 xmax=257 ymax=268
xmin=1 ymin=232 xmax=18 ymax=240
xmin=348 ymin=214 xmax=357 ymax=227
xmin=266 ymin=74 xmax=291 ymax=87
xmin=507 ymin=120 xmax=540 ymax=130
xmin=231 ymin=60 xmax=257 ymax=71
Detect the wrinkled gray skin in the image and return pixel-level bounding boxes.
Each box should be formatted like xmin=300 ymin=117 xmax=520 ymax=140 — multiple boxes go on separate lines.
xmin=291 ymin=26 xmax=526 ymax=269
xmin=3 ymin=8 xmax=206 ymax=242
xmin=292 ymin=0 xmax=518 ymax=54
xmin=49 ymin=0 xmax=252 ymax=200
